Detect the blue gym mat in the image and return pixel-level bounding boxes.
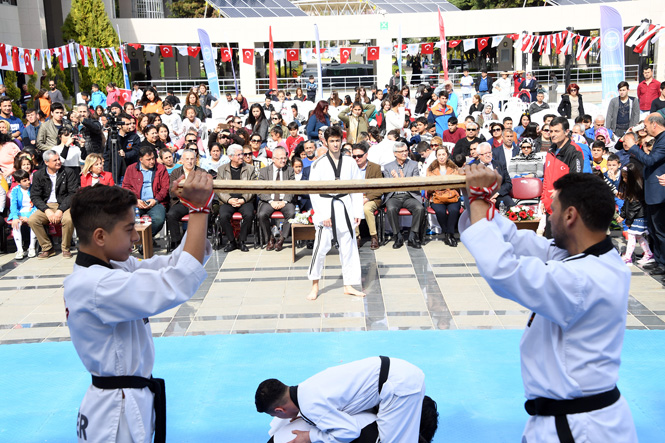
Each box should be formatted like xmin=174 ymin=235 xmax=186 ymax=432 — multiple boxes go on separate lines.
xmin=1 ymin=330 xmax=663 ymax=442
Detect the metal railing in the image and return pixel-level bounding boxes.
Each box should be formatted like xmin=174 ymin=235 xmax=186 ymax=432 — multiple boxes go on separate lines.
xmin=256 ymin=75 xmax=379 ymax=95
xmin=134 ymin=78 xmax=240 ymax=96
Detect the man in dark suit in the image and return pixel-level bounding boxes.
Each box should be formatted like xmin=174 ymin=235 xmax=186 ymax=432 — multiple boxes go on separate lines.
xmin=298 ymin=165 xmax=312 ymax=211
xmin=474 ymin=70 xmax=494 ymax=98
xmin=257 ymin=146 xmax=296 ymax=251
xmin=625 ymin=113 xmax=665 ymax=275
xmin=352 ymin=143 xmax=383 ymax=250
xmin=383 ymin=142 xmax=425 ymax=249
xmin=476 ymin=142 xmax=514 ymax=208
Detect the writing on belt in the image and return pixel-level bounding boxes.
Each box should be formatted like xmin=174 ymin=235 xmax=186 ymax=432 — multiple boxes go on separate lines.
xmin=92 ymin=374 xmax=166 ymax=443
xmin=320 ymin=153 xmax=353 ymax=246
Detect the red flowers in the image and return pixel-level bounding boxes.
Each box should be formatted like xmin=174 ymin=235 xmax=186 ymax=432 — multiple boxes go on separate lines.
xmin=519 ymin=211 xmax=527 ymax=219
xmin=508 ymin=212 xmax=519 ymax=221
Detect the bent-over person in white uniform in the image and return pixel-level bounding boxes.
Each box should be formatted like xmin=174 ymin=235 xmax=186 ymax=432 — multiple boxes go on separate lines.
xmin=255 ymin=356 xmax=428 ymax=443
xmin=459 ymin=168 xmax=637 ymax=443
xmin=64 ymin=171 xmax=214 ymax=443
xmin=307 ymin=125 xmax=365 ymax=300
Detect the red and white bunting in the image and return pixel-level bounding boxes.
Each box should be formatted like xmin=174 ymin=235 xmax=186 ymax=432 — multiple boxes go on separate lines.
xmin=578 ymin=36 xmax=599 ymax=61
xmin=626 ymin=22 xmax=649 ymax=47
xmin=477 ymin=37 xmax=489 ymax=52
xmin=367 ymin=46 xmax=379 ymax=61
xmin=421 ymin=42 xmax=434 ymax=54
xmin=242 ymin=48 xmax=254 ymax=65
xmin=220 ymin=47 xmax=232 ymax=62
xmin=160 ymin=45 xmax=173 ymax=58
xmin=339 ymin=47 xmax=351 ymax=64
xmin=286 ymin=48 xmax=299 ymax=62
xmin=633 ymin=25 xmax=662 ymax=53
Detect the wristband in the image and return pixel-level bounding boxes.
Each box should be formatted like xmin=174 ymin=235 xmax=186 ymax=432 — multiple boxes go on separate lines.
xmin=180 ymin=190 xmax=214 ymax=214
xmin=468 ymin=180 xmax=499 ymax=221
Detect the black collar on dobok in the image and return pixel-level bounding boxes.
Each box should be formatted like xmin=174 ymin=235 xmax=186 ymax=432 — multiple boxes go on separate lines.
xmin=75 ymin=251 xmax=112 ymax=269
xmin=564 ymin=236 xmax=614 ymax=262
xmin=290 ymin=385 xmax=316 ymax=426
xmin=320 ymin=152 xmax=353 ymax=246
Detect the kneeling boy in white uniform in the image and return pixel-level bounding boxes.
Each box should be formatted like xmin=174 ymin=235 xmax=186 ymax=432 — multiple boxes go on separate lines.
xmin=65 ymin=170 xmax=213 ymax=443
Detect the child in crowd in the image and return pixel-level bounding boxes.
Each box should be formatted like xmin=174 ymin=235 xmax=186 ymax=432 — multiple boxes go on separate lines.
xmin=8 ymin=169 xmax=37 ymax=259
xmin=306 ymin=75 xmax=317 ymax=102
xmin=267 ymin=126 xmax=288 ymax=152
xmin=181 ymin=106 xmax=205 ymax=140
xmin=618 ymin=162 xmax=654 ymax=265
xmin=590 ymin=140 xmax=608 ymax=173
xmin=161 ymin=101 xmax=184 ymax=142
xmin=604 ymin=153 xmax=621 ymax=196
xmin=159 ymin=147 xmax=182 ymax=174
xmin=285 ymin=121 xmax=303 ymax=156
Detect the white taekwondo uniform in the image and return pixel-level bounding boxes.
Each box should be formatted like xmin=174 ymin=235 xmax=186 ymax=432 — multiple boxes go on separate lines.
xmin=308 ymin=153 xmax=363 ymax=286
xmin=64 ymin=233 xmax=211 ymax=443
xmin=459 ymin=211 xmax=637 ymax=443
xmin=268 ymin=413 xmax=377 ymax=443
xmin=292 ymin=357 xmax=425 ymax=443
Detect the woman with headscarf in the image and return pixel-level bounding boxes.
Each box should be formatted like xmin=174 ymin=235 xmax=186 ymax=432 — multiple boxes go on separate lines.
xmin=478 ymin=103 xmax=498 ymax=127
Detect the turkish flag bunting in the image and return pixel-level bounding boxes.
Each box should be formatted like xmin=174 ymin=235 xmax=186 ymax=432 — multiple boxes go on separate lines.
xmin=160 ymin=45 xmax=173 ymax=58
xmin=521 ymin=35 xmax=532 ymax=52
xmin=23 ymin=49 xmax=34 ymax=75
xmin=477 ymin=37 xmax=489 ymax=52
xmin=121 ymin=46 xmax=130 ymax=63
xmin=128 ymin=43 xmax=142 ymax=50
xmin=12 ymin=47 xmax=21 ymax=71
xmin=97 ymin=48 xmax=105 ymax=68
xmin=623 ymin=26 xmax=636 ymax=43
xmin=242 ymin=48 xmax=254 ymax=65
xmin=286 ymin=48 xmax=299 ymax=62
xmin=448 ymin=40 xmax=461 ymax=48
xmin=187 ymin=46 xmax=201 ymax=57
xmin=367 ymin=46 xmax=380 ymax=61
xmin=220 ymin=47 xmax=232 ymax=62
xmin=117 ymin=89 xmax=132 ymax=106
xmin=339 ymin=47 xmax=351 ymax=64
xmin=421 ymin=42 xmax=434 ymax=54
xmin=507 ymin=34 xmax=520 ymax=41
xmin=105 ymin=48 xmax=117 ymax=67
xmin=0 ymin=44 xmax=7 ymax=69
xmin=34 ymin=48 xmax=40 ymax=62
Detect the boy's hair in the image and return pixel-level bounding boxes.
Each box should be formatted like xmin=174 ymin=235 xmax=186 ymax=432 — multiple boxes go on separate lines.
xmin=309 ymin=75 xmax=314 ymax=80
xmin=553 ymin=173 xmax=615 ymax=232
xmin=453 ymin=153 xmax=467 ymax=168
xmin=419 ymin=396 xmax=439 ymax=443
xmin=12 ymin=169 xmax=29 ymax=183
xmin=25 ymin=108 xmax=36 ymax=116
xmin=448 ymin=116 xmax=458 ymax=125
xmin=270 ymin=126 xmax=283 ymax=137
xmin=71 ymin=185 xmax=138 ymax=246
xmin=287 ymin=121 xmax=299 ymax=131
xmin=255 ymin=379 xmax=288 ymax=413
xmin=415 ymin=116 xmax=427 ymax=125
xmin=502 ymin=116 xmax=513 ymax=124
xmin=607 ymin=153 xmax=620 ymax=163
xmin=324 ymin=125 xmax=344 ymax=141
xmin=51 ymin=102 xmax=65 ymax=113
xmin=591 ymin=140 xmax=606 ymax=150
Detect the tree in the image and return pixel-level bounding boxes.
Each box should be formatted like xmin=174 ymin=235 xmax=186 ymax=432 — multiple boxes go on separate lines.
xmin=168 ymin=0 xmax=219 ymax=18
xmin=62 ymin=0 xmax=123 ymax=93
xmin=4 ymin=71 xmax=24 ymax=119
xmin=449 ymin=0 xmax=542 ymax=9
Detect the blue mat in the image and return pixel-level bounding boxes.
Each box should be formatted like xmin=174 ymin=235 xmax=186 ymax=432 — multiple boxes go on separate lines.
xmin=1 ymin=330 xmax=664 ymax=442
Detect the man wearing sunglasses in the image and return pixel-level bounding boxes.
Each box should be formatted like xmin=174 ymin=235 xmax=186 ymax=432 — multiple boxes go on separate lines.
xmin=452 ymin=122 xmax=482 ymax=158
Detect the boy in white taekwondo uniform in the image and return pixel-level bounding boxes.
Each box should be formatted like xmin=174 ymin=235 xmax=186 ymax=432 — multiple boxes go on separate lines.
xmin=459 ymin=167 xmax=637 ymax=443
xmin=307 ymin=125 xmax=365 ymax=300
xmin=255 ymin=356 xmax=427 ymax=443
xmin=64 ymin=171 xmax=214 ymax=443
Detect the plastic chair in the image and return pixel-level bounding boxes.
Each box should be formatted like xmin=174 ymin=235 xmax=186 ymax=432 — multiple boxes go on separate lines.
xmin=510 ymin=177 xmax=543 ymax=207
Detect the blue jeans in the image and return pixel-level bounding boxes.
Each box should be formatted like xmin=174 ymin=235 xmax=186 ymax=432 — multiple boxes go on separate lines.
xmin=431 ymin=202 xmax=462 ymax=234
xmin=139 ymin=205 xmax=166 ymax=237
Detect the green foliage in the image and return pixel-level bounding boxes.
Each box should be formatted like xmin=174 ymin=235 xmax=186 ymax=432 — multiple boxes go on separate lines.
xmin=168 ymin=0 xmax=219 ymax=18
xmin=41 ymin=67 xmax=73 ymax=107
xmin=62 ymin=0 xmax=123 ymax=93
xmin=449 ymin=0 xmax=543 ymax=9
xmin=4 ymin=71 xmax=23 ymax=120
xmin=26 ymin=74 xmax=40 ymax=110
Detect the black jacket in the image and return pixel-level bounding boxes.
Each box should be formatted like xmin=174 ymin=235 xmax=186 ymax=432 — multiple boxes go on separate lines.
xmin=474 ymin=75 xmax=494 ymax=93
xmin=620 ymin=198 xmax=645 ymax=226
xmin=104 ymin=131 xmax=142 ymax=178
xmin=557 ymin=94 xmax=585 ymax=119
xmin=30 ymin=167 xmax=80 ymax=213
xmin=79 ymin=118 xmax=105 ymax=155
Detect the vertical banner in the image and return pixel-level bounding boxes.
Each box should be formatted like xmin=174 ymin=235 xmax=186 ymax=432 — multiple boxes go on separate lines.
xmin=227 ymin=42 xmax=238 ymax=95
xmin=397 ymin=24 xmax=403 ymax=89
xmin=314 ymin=24 xmax=323 ymax=102
xmin=600 ymin=6 xmax=624 ymax=101
xmin=438 ymin=7 xmax=448 ymax=80
xmin=117 ymin=26 xmax=131 ymax=90
xmin=269 ymin=26 xmax=277 ymax=90
xmin=197 ymin=28 xmax=221 ymax=99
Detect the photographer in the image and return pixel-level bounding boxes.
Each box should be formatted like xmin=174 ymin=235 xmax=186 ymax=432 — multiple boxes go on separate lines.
xmin=52 ymin=127 xmax=86 ymax=176
xmin=103 ymin=112 xmax=141 ymax=183
xmin=74 ymin=103 xmax=105 ymax=155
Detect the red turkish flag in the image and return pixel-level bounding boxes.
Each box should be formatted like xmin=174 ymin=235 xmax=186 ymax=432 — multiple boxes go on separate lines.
xmin=187 ymin=46 xmax=201 ymax=57
xmin=477 ymin=37 xmax=489 ymax=52
xmin=242 ymin=48 xmax=254 ymax=65
xmin=421 ymin=42 xmax=434 ymax=54
xmin=97 ymin=48 xmax=105 ymax=69
xmin=105 ymin=48 xmax=117 ymax=67
xmin=340 ymin=48 xmax=351 ymax=64
xmin=0 ymin=44 xmax=7 ymax=68
xmin=11 ymin=46 xmax=20 ymax=71
xmin=128 ymin=43 xmax=142 ymax=50
xmin=160 ymin=45 xmax=173 ymax=58
xmin=367 ymin=46 xmax=379 ymax=61
xmin=121 ymin=47 xmax=130 ymax=64
xmin=286 ymin=48 xmax=299 ymax=62
xmin=117 ymin=89 xmax=131 ymax=106
xmin=220 ymin=47 xmax=232 ymax=62
xmin=23 ymin=49 xmax=34 ymax=75
xmin=448 ymin=40 xmax=461 ymax=48
xmin=507 ymin=34 xmax=520 ymax=41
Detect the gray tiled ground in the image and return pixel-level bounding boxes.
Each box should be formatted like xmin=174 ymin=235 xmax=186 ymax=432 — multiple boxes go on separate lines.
xmin=0 ymin=234 xmax=664 ymax=344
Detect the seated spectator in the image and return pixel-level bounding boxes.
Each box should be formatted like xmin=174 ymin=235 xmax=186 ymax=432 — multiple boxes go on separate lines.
xmin=426 ymin=91 xmax=454 ymax=126
xmin=594 ymin=126 xmax=613 ymax=148
xmin=199 ymin=142 xmax=229 ymax=177
xmin=509 ymin=138 xmax=544 ymax=178
xmin=474 ymin=142 xmax=514 ymax=208
xmin=514 ymin=113 xmax=531 ymax=137
xmin=28 ymin=150 xmax=79 ymax=259
xmin=217 ymin=144 xmax=257 ymax=252
xmin=131 ymin=82 xmax=143 ymax=106
xmin=157 ymin=123 xmax=175 ymax=152
xmin=52 ymin=127 xmax=85 ymax=176
xmin=0 ymin=125 xmax=21 ymax=179
xmin=534 ymin=123 xmax=551 ymax=152
xmin=166 ymin=149 xmax=203 ymax=249
xmin=181 ymin=106 xmax=205 ymax=140
xmin=441 ymin=117 xmax=464 ymax=144
xmin=478 ymin=103 xmax=498 ymax=127
xmin=292 ymin=156 xmax=311 ymax=211
xmin=383 ymin=141 xmax=425 ymax=249
xmin=236 ymin=92 xmax=249 ymax=115
xmin=267 ymin=126 xmax=287 ymax=152
xmin=257 ymin=147 xmax=295 ymax=252
xmin=351 ymin=143 xmax=382 ymax=250
xmin=338 ymin=101 xmax=375 ymax=144
xmin=469 ymin=93 xmax=482 ymax=114
xmin=285 ymin=122 xmax=304 ymax=156
xmin=497 ymin=128 xmax=519 ymax=170
xmin=306 ymin=101 xmax=331 ymax=141
xmin=11 ymin=154 xmax=35 ymax=188
xmin=585 ymin=114 xmax=613 ymax=140
xmin=158 ymin=147 xmax=182 ymax=174
xmin=140 ymin=125 xmax=165 ymax=156
xmin=161 ymin=101 xmax=184 ymax=142
xmin=0 ymin=96 xmax=24 ymax=147
xmin=590 ymin=140 xmax=608 ymax=173
xmin=80 ymin=153 xmax=114 ymax=187
xmin=21 ymin=108 xmax=41 ymax=147
xmin=528 ymin=91 xmax=549 ymax=115
xmin=519 ymin=72 xmax=538 ymax=102
xmin=139 ymin=86 xmax=164 ymax=115
xmin=247 ymin=103 xmax=270 ymax=142
xmin=174 ymin=129 xmax=207 ymax=160
xmin=426 ymin=146 xmax=461 ymax=247
xmin=452 ymin=122 xmax=482 ymax=158
xmin=487 ymin=123 xmax=504 ymax=148
xmin=36 ymin=102 xmax=67 ymax=151
xmin=291 ymin=104 xmax=306 ymax=126
xmin=244 ymin=144 xmax=267 ymax=170
xmin=9 ymin=169 xmax=37 ymax=259
xmin=121 ymin=145 xmax=169 ymax=237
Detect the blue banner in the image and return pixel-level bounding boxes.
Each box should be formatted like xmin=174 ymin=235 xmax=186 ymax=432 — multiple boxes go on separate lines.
xmin=197 ymin=29 xmax=221 ymax=99
xmin=600 ymin=6 xmax=624 ymax=101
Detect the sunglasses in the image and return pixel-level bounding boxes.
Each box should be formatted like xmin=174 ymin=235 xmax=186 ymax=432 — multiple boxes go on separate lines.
xmin=186 ymin=139 xmax=197 ymax=143
xmin=271 ymin=118 xmax=280 ymax=121
xmin=570 ymin=88 xmax=578 ymax=91
xmin=243 ymin=153 xmax=252 ymax=157
xmin=250 ymin=139 xmax=261 ymax=143
xmin=492 ymin=128 xmax=501 ymax=132
xmin=466 ymin=128 xmax=478 ymax=131
xmin=541 ymin=129 xmax=550 ymax=132
xmin=430 ymin=144 xmax=441 ymax=148
xmin=351 ymin=154 xmax=365 ymax=159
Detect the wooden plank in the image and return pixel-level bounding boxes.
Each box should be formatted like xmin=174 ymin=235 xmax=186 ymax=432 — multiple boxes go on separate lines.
xmin=201 ymin=175 xmax=467 ymax=195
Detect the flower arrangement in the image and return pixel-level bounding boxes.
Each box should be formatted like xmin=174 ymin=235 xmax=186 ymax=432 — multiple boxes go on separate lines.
xmin=506 ymin=205 xmax=537 ymax=222
xmin=289 ymin=210 xmax=314 ymax=225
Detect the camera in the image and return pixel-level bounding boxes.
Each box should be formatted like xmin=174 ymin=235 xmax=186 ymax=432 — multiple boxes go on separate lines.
xmin=632 ymin=123 xmax=645 ymax=132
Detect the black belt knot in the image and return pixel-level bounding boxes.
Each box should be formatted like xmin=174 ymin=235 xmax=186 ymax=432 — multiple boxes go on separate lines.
xmin=320 ymin=193 xmax=353 ymax=246
xmin=92 ymin=374 xmax=166 ymax=443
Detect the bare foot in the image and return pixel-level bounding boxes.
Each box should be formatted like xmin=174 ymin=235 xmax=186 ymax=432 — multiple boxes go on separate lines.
xmin=307 ymin=282 xmax=319 ymax=300
xmin=344 ymin=285 xmax=366 ymax=297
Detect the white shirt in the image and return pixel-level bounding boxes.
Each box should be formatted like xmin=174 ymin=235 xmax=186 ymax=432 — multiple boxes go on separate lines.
xmin=384 ymin=109 xmax=404 ymax=135
xmin=53 ymin=143 xmax=83 ymax=168
xmin=460 ymin=75 xmax=474 ymax=95
xmin=272 ymin=165 xmax=284 ymax=201
xmin=503 ymin=145 xmax=515 ymax=171
xmin=47 ymin=171 xmax=57 ymax=203
xmin=366 ymin=139 xmax=397 ymax=168
xmin=161 ymin=112 xmax=184 ymax=140
xmin=309 ymin=154 xmax=362 ymax=225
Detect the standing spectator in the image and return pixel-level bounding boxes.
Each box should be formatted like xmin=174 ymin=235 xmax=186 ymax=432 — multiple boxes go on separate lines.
xmin=121 ymin=145 xmax=169 ymax=238
xmin=434 ymin=80 xmax=458 ymax=116
xmin=28 ymin=150 xmax=79 ymax=259
xmin=492 ymin=71 xmax=512 ymax=102
xmin=19 ymin=84 xmax=32 ymax=115
xmin=103 ymin=113 xmax=141 ymax=180
xmin=36 ymin=103 xmax=67 ymax=151
xmin=474 ymin=69 xmax=493 ymax=98
xmin=246 ymin=103 xmax=270 ymax=142
xmin=48 ymin=79 xmax=65 ymax=106
xmin=182 ymin=91 xmax=206 ymax=122
xmin=80 ymin=153 xmax=114 ymax=187
xmin=606 ymin=81 xmax=641 ymax=138
xmin=624 ymin=113 xmax=665 ymax=275
xmin=21 ymin=108 xmax=41 ymax=147
xmin=164 ymin=90 xmax=181 ymax=111
xmin=528 ymin=91 xmax=550 ymax=115
xmin=306 ymin=75 xmax=318 ymax=101
xmin=197 ymin=84 xmax=217 ymax=120
xmin=34 ymin=89 xmax=51 ymax=120
xmin=388 ymin=70 xmax=406 ymax=89
xmin=617 ymin=162 xmax=653 ymax=265
xmin=519 ymin=72 xmax=538 ymax=102
xmin=557 ymin=83 xmax=585 ymax=120
xmin=414 ymin=84 xmax=432 ymax=115
xmin=75 ymin=103 xmax=104 ymax=155
xmin=426 ymin=146 xmax=461 ymax=247
xmin=139 ymin=87 xmax=164 ymax=115
xmin=385 ymin=94 xmax=406 ymax=136
xmin=0 ymin=96 xmax=24 ymax=145
xmin=89 ymin=83 xmax=107 ymax=109
xmin=383 ymin=142 xmax=425 ymax=249
xmin=459 ymin=68 xmax=474 ymax=101
xmin=650 ymin=82 xmax=665 ymax=113
xmin=52 ymin=127 xmax=85 ymax=176
xmin=637 ymin=66 xmax=660 ymax=118
xmin=8 ymin=169 xmax=38 ymax=259
xmin=161 ymin=101 xmax=184 ymax=141
xmin=338 ymin=101 xmax=375 ymax=144
xmin=105 ymin=83 xmax=121 ymax=105
xmin=306 ymin=101 xmax=331 ymax=141
xmin=131 ymin=82 xmax=143 ymax=105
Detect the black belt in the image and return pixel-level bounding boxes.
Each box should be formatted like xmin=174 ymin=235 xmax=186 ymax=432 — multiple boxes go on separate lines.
xmin=371 ymin=356 xmax=391 ymax=414
xmin=92 ymin=375 xmax=166 ymax=443
xmin=525 ymin=386 xmax=620 ymax=443
xmin=320 ymin=193 xmax=353 ymax=247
